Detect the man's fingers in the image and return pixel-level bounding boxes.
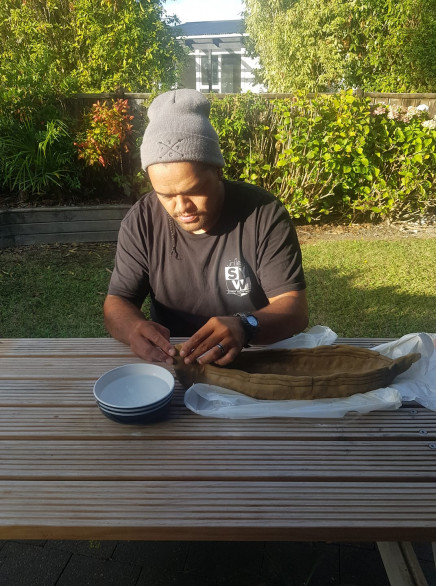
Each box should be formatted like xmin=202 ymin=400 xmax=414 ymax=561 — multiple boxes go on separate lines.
xmin=129 ymin=321 xmax=175 ymax=364
xmin=141 ymin=324 xmax=175 ymax=358
xmin=182 ymin=338 xmax=218 ymax=364
xmin=179 ymin=327 xmax=213 ymax=360
xmin=195 ymin=343 xmax=225 ymax=364
xmin=195 ymin=342 xmax=239 ymax=366
xmin=187 ymin=336 xmax=241 ymax=366
xmin=131 ymin=337 xmax=174 ymax=364
xmin=178 ymin=316 xmax=246 ymax=365
xmin=211 ymin=346 xmax=241 ymax=366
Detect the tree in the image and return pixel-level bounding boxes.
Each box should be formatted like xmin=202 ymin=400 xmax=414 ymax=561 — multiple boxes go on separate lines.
xmin=0 ymin=0 xmax=185 ymax=115
xmin=244 ymin=0 xmax=436 ymax=92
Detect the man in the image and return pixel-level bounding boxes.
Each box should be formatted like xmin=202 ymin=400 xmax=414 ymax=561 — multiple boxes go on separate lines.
xmin=104 ymin=89 xmax=308 ymax=367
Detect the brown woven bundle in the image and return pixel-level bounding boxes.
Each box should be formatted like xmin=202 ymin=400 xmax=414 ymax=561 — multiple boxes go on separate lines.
xmin=174 ymin=344 xmax=420 ymax=400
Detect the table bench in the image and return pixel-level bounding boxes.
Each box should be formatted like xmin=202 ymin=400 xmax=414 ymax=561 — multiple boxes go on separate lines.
xmin=0 ymin=337 xmax=435 ymax=585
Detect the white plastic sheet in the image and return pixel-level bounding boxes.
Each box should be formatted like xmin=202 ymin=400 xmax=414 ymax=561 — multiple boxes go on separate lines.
xmin=373 ymin=332 xmax=436 ymax=411
xmin=183 ymin=326 xmax=436 ymax=419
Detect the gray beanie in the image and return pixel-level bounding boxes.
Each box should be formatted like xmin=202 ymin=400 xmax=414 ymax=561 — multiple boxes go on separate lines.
xmin=140 ymin=89 xmax=225 ymax=170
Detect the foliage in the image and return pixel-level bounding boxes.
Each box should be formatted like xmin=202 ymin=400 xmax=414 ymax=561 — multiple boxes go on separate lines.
xmin=1 ymin=91 xmax=435 ymax=219
xmin=0 ymin=114 xmax=81 ymax=198
xmin=0 ymin=0 xmax=185 ymax=117
xmin=209 ymin=93 xmax=276 ymax=181
xmin=347 ymin=0 xmax=436 ymax=92
xmin=210 ymin=91 xmax=436 ymax=222
xmin=244 ymin=0 xmax=436 ymax=92
xmin=0 ymin=96 xmax=150 ymax=205
xmin=76 ymin=99 xmax=134 ymax=168
xmin=75 ymin=98 xmax=150 ymax=200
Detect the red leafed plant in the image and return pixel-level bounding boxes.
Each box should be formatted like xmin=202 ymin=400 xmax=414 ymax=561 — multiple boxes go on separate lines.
xmin=75 ymin=99 xmax=134 ymax=168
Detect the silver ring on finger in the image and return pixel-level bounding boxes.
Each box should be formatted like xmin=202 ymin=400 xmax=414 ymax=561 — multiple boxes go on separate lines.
xmin=216 ymin=343 xmax=226 ymax=356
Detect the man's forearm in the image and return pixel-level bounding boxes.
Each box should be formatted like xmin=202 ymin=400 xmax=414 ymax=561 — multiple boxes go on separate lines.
xmin=253 ymin=290 xmax=309 ymax=345
xmin=103 ymin=294 xmax=147 ymax=346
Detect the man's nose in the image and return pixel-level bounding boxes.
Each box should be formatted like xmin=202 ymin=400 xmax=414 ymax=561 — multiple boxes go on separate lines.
xmin=174 ymin=196 xmax=195 ymax=214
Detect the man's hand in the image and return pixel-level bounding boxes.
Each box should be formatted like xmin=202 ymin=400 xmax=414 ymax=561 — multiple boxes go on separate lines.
xmin=179 ymin=316 xmax=245 ymax=366
xmin=104 ymin=294 xmax=175 ymax=364
xmin=128 ymin=320 xmax=176 ymax=364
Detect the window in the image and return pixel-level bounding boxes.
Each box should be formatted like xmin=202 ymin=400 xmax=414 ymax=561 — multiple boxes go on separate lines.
xmin=221 ymin=54 xmax=241 ymax=93
xmin=180 ymin=56 xmax=196 ymax=89
xmin=200 ymin=54 xmax=218 ymax=90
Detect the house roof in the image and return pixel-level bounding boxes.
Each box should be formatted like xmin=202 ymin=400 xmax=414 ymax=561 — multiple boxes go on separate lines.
xmin=177 ymin=20 xmax=245 ymax=37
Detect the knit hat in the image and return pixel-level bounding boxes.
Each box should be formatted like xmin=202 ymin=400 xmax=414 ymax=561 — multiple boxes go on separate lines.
xmin=140 ymin=89 xmax=225 ymax=170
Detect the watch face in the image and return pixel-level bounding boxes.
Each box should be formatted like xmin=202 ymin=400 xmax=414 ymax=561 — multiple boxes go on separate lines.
xmin=247 ymin=315 xmax=259 ymax=327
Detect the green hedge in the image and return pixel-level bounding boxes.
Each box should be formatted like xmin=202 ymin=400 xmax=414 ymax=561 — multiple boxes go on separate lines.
xmin=1 ymin=91 xmax=435 ymax=222
xmin=210 ymin=91 xmax=436 ymax=222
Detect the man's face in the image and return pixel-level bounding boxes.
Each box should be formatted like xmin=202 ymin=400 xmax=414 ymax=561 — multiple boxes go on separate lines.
xmin=148 ymin=162 xmax=224 ymax=234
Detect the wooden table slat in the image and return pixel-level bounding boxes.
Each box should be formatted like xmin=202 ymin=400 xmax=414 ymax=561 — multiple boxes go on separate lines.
xmin=0 ymin=440 xmax=434 ymax=481
xmin=0 ymin=480 xmax=435 ymax=541
xmin=0 ymin=405 xmax=435 ymax=441
xmin=0 ymin=337 xmax=187 ymax=356
xmin=0 ymin=356 xmax=145 ymax=379
xmin=0 ymin=337 xmax=394 ymax=360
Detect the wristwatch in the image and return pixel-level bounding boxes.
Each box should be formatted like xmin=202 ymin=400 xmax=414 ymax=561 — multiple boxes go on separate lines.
xmin=233 ymin=312 xmax=260 ymax=346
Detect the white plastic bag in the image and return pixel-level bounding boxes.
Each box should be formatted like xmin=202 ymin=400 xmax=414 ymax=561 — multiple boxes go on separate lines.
xmin=184 ymin=384 xmax=401 ymax=419
xmin=265 ymin=325 xmax=338 ymax=349
xmin=372 ymin=332 xmax=436 ymax=410
xmin=183 ymin=326 xmax=436 ymax=419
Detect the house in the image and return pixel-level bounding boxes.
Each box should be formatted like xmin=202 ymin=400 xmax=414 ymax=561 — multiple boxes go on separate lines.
xmin=176 ymin=20 xmax=265 ymax=94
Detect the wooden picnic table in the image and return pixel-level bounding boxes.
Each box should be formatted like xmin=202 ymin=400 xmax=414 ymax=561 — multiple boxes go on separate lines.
xmin=0 ymin=337 xmax=435 ymax=585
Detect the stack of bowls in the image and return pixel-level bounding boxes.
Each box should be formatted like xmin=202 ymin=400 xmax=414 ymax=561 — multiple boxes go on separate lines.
xmin=93 ymin=363 xmax=174 ymax=424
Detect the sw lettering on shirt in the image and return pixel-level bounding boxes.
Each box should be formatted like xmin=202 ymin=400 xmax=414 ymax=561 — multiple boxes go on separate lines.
xmin=225 ymin=259 xmax=252 ymax=297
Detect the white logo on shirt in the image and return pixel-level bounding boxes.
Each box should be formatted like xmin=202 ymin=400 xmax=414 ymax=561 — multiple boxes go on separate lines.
xmin=225 ymin=259 xmax=252 ymax=297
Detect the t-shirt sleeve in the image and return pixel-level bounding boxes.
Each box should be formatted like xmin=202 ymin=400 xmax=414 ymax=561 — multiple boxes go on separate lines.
xmin=107 ymin=207 xmax=150 ymax=307
xmin=256 ymin=200 xmax=306 ymax=297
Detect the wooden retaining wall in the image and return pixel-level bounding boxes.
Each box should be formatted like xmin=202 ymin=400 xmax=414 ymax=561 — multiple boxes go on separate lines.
xmin=0 ymin=205 xmax=131 ymax=248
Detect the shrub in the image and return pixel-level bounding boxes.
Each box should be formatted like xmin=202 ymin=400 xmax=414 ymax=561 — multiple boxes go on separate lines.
xmin=209 ymin=93 xmax=276 ymax=182
xmin=211 ymin=91 xmax=436 ymax=222
xmin=75 ymin=99 xmax=134 ymax=169
xmin=365 ymin=104 xmax=436 ymax=219
xmin=74 ymin=98 xmax=149 ymax=199
xmin=0 ymin=113 xmax=81 ymax=200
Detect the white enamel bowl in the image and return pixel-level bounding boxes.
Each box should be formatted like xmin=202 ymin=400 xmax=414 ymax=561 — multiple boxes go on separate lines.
xmin=93 ymin=363 xmax=174 ymax=423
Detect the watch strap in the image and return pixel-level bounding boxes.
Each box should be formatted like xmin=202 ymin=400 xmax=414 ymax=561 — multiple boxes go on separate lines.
xmin=233 ymin=312 xmax=259 ymax=346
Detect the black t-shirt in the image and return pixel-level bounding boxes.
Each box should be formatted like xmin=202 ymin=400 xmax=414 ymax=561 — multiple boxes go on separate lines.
xmin=108 ymin=180 xmax=306 ymax=336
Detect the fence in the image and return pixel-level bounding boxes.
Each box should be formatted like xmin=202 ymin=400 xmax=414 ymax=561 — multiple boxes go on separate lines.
xmin=67 ymin=91 xmax=436 ymax=118
xmin=360 ymin=92 xmax=436 ymax=117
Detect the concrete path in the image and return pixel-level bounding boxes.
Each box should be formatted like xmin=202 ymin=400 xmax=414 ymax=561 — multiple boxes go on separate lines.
xmin=0 ymin=540 xmax=435 ymax=585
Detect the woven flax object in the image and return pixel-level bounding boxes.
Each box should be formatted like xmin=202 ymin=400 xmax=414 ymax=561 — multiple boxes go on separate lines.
xmin=174 ymin=344 xmax=420 ymax=400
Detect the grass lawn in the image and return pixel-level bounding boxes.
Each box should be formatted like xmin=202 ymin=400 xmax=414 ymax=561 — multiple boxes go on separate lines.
xmin=303 ymin=238 xmax=436 ymax=337
xmin=0 ymin=243 xmax=116 ymax=337
xmin=1 ymin=238 xmax=435 ymax=338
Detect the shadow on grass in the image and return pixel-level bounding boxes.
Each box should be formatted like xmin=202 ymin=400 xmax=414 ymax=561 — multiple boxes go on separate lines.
xmin=305 ymin=266 xmax=436 ymax=338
